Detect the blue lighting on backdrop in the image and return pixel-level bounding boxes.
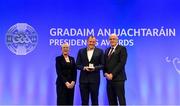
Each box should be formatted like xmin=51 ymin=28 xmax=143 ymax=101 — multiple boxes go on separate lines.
xmin=0 ymin=0 xmax=180 ymax=105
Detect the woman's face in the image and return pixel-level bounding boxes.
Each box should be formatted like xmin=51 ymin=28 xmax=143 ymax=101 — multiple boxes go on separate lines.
xmin=61 ymin=44 xmax=69 ymax=55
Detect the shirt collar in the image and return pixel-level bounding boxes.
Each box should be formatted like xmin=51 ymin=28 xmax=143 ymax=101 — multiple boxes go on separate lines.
xmin=87 ymin=47 xmax=95 ymax=51
xmin=111 ymin=44 xmax=118 ymax=50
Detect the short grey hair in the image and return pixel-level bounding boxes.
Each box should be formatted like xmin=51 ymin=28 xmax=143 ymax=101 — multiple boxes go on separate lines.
xmin=109 ymin=33 xmax=119 ymax=40
xmin=61 ymin=42 xmax=69 ymax=48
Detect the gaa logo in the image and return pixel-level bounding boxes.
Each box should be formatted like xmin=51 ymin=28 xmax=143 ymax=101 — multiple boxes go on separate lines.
xmin=6 ymin=23 xmax=38 ymax=55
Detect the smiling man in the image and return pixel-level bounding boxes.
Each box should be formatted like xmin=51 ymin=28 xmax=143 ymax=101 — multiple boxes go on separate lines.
xmin=76 ymin=35 xmax=104 ymax=105
xmin=104 ymin=33 xmax=128 ymax=106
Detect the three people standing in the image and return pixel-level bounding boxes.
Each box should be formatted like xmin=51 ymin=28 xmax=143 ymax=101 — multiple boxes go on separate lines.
xmin=55 ymin=34 xmax=127 ymax=106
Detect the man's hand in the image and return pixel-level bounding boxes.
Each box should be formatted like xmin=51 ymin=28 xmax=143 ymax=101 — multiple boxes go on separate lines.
xmin=105 ymin=73 xmax=113 ymax=80
xmin=83 ymin=66 xmax=91 ymax=72
xmin=88 ymin=67 xmax=95 ymax=71
xmin=108 ymin=73 xmax=113 ymax=80
xmin=70 ymin=81 xmax=75 ymax=88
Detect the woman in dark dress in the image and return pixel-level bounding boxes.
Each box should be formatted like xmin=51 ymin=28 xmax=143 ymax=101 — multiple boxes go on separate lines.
xmin=55 ymin=43 xmax=77 ymax=105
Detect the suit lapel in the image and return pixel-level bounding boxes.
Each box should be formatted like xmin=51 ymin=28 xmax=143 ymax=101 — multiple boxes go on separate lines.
xmin=61 ymin=55 xmax=72 ymax=63
xmin=106 ymin=47 xmax=111 ymax=60
xmin=60 ymin=55 xmax=66 ymax=64
xmin=111 ymin=45 xmax=119 ymax=56
xmin=84 ymin=48 xmax=89 ymax=63
xmin=107 ymin=45 xmax=120 ymax=60
xmin=106 ymin=47 xmax=111 ymax=56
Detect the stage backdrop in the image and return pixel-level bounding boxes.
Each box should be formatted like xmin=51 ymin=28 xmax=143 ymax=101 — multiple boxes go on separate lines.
xmin=0 ymin=0 xmax=180 ymax=105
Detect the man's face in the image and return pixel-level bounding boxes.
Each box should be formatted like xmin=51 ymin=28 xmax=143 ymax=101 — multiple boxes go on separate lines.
xmin=109 ymin=35 xmax=118 ymax=47
xmin=87 ymin=37 xmax=96 ymax=49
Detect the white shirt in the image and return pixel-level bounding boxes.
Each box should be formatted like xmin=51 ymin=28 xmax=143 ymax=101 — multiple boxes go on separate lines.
xmin=64 ymin=56 xmax=70 ymax=62
xmin=108 ymin=44 xmax=118 ymax=55
xmin=87 ymin=49 xmax=94 ymax=62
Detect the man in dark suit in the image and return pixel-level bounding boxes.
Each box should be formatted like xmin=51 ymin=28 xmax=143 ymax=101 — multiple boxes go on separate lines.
xmin=104 ymin=34 xmax=128 ymax=106
xmin=76 ymin=36 xmax=104 ymax=105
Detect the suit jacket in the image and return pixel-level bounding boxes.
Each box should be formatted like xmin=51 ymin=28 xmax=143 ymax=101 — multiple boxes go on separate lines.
xmin=56 ymin=55 xmax=77 ymax=85
xmin=104 ymin=45 xmax=127 ymax=81
xmin=76 ymin=47 xmax=104 ymax=83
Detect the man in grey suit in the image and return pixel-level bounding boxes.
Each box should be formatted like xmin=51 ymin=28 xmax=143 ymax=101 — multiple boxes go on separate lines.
xmin=76 ymin=36 xmax=104 ymax=105
xmin=104 ymin=34 xmax=128 ymax=106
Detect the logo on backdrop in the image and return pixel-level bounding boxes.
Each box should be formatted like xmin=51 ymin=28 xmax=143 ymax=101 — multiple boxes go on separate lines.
xmin=166 ymin=57 xmax=180 ymax=74
xmin=6 ymin=23 xmax=38 ymax=55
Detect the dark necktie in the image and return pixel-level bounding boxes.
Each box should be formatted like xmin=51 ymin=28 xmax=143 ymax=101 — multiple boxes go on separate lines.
xmin=108 ymin=48 xmax=114 ymax=59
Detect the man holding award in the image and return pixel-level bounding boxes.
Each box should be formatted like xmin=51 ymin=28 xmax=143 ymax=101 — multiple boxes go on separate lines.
xmin=76 ymin=36 xmax=104 ymax=105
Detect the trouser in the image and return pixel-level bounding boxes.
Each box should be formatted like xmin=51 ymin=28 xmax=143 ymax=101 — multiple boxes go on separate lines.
xmin=80 ymin=83 xmax=100 ymax=105
xmin=107 ymin=81 xmax=126 ymax=106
